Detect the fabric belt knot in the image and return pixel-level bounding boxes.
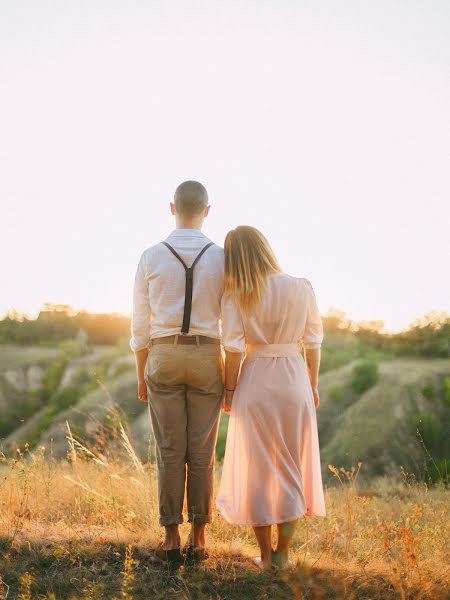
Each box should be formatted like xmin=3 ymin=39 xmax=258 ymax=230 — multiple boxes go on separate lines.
xmin=246 ymin=343 xmax=300 ymax=358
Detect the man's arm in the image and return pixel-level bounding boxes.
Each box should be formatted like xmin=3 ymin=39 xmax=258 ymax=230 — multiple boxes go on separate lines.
xmin=135 ymin=348 xmax=149 ymax=402
xmin=130 ymin=253 xmax=151 ymax=402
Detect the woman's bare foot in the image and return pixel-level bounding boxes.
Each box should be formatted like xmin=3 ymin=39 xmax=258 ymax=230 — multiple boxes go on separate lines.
xmin=272 ymin=550 xmax=292 ymax=570
xmin=252 ymin=557 xmax=273 ymax=571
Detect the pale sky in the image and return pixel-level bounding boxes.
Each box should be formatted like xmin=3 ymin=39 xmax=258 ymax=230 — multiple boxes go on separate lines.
xmin=1 ymin=1 xmax=449 ymax=331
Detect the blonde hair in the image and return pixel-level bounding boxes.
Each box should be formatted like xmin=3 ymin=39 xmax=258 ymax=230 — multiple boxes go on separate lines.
xmin=224 ymin=226 xmax=281 ymax=312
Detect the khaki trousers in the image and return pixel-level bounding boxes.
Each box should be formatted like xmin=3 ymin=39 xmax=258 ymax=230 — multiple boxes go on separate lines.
xmin=145 ymin=341 xmax=223 ymax=526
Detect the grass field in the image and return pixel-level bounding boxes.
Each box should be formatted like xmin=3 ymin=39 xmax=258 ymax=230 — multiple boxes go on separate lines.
xmin=1 ymin=432 xmax=449 ymax=600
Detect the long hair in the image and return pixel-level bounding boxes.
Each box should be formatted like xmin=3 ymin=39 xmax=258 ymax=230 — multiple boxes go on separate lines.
xmin=224 ymin=226 xmax=281 ymax=312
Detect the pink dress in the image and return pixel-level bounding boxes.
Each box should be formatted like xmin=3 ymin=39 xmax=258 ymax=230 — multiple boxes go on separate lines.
xmin=216 ymin=273 xmax=326 ymax=526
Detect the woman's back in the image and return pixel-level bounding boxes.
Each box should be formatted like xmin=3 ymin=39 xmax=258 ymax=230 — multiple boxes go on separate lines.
xmin=222 ymin=272 xmax=323 ymax=351
xmin=218 ymin=271 xmax=326 ymax=525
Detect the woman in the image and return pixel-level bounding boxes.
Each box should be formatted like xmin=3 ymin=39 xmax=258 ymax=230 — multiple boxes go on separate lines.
xmin=216 ymin=226 xmax=326 ymax=571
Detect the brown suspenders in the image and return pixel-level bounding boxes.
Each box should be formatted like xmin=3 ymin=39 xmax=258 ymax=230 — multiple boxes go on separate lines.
xmin=162 ymin=241 xmax=214 ymax=335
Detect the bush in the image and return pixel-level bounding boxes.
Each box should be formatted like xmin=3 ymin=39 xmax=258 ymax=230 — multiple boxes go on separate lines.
xmin=42 ymin=357 xmax=68 ymax=400
xmin=351 ymin=362 xmax=379 ymax=394
xmin=216 ymin=414 xmax=229 ymax=460
xmin=328 ymin=384 xmax=344 ymax=402
xmin=443 ymin=378 xmax=450 ymax=406
xmin=422 ymin=383 xmax=435 ymax=401
xmin=415 ymin=414 xmax=441 ymax=455
xmin=433 ymin=458 xmax=450 ymax=485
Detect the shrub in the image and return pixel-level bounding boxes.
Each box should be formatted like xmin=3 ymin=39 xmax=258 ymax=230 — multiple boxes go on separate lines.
xmin=415 ymin=414 xmax=441 ymax=455
xmin=351 ymin=362 xmax=379 ymax=394
xmin=328 ymin=384 xmax=344 ymax=402
xmin=432 ymin=458 xmax=450 ymax=484
xmin=216 ymin=414 xmax=229 ymax=460
xmin=422 ymin=383 xmax=435 ymax=401
xmin=50 ymin=387 xmax=80 ymax=414
xmin=443 ymin=378 xmax=450 ymax=406
xmin=42 ymin=357 xmax=68 ymax=400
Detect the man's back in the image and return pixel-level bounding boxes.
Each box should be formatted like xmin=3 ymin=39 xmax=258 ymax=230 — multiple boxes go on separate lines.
xmin=130 ymin=228 xmax=224 ymax=352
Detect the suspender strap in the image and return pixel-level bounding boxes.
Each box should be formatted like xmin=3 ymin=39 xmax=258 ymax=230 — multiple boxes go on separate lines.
xmin=162 ymin=241 xmax=214 ymax=334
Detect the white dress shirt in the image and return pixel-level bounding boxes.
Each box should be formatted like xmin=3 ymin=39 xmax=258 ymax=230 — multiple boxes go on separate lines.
xmin=130 ymin=229 xmax=224 ymax=352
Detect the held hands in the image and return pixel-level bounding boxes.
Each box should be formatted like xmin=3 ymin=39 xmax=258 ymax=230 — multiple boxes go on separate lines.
xmin=137 ymin=379 xmax=148 ymax=403
xmin=222 ymin=389 xmax=234 ymax=414
xmin=311 ymin=385 xmax=320 ymax=408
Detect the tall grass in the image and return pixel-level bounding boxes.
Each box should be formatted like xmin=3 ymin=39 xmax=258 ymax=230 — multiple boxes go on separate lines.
xmin=0 ymin=431 xmax=449 ymax=599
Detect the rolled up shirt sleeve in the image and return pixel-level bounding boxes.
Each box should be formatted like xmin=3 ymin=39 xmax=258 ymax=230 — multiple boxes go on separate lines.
xmin=130 ymin=253 xmax=151 ymax=352
xmin=221 ymin=293 xmax=246 ymax=353
xmin=300 ymin=279 xmax=323 ymax=350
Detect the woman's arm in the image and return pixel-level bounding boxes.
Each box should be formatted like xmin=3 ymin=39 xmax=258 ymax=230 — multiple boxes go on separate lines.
xmin=304 ymin=347 xmax=321 ymax=407
xmin=301 ymin=279 xmax=323 ymax=409
xmin=223 ymin=351 xmax=243 ymax=413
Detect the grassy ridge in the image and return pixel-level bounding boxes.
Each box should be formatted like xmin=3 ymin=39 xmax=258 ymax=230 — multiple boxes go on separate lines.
xmin=2 ymin=344 xmax=449 ymax=482
xmin=0 ymin=442 xmax=449 ymax=599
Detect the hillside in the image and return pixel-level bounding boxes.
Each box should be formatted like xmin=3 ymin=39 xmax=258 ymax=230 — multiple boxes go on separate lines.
xmin=1 ymin=344 xmax=449 ymax=481
xmin=0 ymin=343 xmax=150 ymax=460
xmin=317 ymin=358 xmax=450 ymax=481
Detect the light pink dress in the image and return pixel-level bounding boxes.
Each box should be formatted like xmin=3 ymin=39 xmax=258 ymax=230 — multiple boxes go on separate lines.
xmin=216 ymin=272 xmax=326 ymax=526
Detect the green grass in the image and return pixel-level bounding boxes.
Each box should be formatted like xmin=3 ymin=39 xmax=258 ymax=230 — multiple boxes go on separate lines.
xmin=216 ymin=413 xmax=229 ymax=461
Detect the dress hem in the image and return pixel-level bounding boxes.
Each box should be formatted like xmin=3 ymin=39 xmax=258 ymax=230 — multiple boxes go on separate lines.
xmin=215 ymin=507 xmax=326 ymax=527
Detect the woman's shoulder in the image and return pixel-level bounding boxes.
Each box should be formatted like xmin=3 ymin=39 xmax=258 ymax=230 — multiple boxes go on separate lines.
xmin=269 ymin=274 xmax=317 ymax=303
xmin=272 ymin=272 xmax=313 ymax=289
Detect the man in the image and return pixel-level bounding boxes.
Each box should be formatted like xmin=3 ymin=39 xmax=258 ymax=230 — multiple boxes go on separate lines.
xmin=130 ymin=180 xmax=224 ymax=564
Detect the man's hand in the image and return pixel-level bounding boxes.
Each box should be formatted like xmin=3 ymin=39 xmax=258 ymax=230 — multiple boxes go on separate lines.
xmin=311 ymin=385 xmax=320 ymax=408
xmin=138 ymin=380 xmax=148 ymax=403
xmin=134 ymin=348 xmax=149 ymax=403
xmin=222 ymin=389 xmax=234 ymax=414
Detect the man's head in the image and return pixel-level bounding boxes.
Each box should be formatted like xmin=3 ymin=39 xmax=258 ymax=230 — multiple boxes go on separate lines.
xmin=171 ymin=180 xmax=210 ymax=228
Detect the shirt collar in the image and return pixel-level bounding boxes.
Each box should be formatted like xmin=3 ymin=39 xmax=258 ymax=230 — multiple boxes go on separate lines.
xmin=167 ymin=229 xmax=207 ymax=239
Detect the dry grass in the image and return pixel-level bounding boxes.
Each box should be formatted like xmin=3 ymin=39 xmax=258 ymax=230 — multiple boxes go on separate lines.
xmin=0 ymin=435 xmax=449 ymax=600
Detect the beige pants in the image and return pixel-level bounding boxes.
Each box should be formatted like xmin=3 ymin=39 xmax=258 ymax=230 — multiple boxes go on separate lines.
xmin=145 ymin=341 xmax=223 ymax=526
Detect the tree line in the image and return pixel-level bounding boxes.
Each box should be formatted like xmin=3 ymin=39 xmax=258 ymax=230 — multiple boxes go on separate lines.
xmin=0 ymin=304 xmax=448 ymax=357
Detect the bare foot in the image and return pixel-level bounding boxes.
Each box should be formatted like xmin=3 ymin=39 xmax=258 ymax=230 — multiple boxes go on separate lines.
xmin=272 ymin=551 xmax=292 ymax=570
xmin=252 ymin=557 xmax=272 ymax=571
xmin=161 ymin=536 xmax=180 ymax=551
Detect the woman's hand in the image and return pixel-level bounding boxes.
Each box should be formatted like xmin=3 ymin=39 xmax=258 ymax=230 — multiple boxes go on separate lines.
xmin=138 ymin=379 xmax=148 ymax=403
xmin=222 ymin=389 xmax=234 ymax=414
xmin=311 ymin=385 xmax=320 ymax=408
xmin=305 ymin=347 xmax=321 ymax=409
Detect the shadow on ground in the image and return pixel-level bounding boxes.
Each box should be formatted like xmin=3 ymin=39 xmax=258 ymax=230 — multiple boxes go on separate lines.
xmin=0 ymin=537 xmax=444 ymax=600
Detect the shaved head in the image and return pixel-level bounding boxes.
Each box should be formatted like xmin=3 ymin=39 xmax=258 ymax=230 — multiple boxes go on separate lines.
xmin=174 ymin=180 xmax=209 ymax=217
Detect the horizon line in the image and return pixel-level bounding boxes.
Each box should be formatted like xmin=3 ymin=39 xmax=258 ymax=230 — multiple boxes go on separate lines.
xmin=1 ymin=302 xmax=449 ymax=336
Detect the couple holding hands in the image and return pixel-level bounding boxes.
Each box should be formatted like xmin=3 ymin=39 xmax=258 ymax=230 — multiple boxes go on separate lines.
xmin=131 ymin=180 xmax=325 ymax=570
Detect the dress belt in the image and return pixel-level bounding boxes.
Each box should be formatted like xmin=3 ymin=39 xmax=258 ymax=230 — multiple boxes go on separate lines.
xmin=246 ymin=343 xmax=301 ymax=358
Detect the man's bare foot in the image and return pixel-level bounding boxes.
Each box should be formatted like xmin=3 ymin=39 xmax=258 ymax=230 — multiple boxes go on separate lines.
xmin=188 ymin=525 xmax=206 ymax=548
xmin=184 ymin=525 xmax=208 ymax=562
xmin=151 ymin=543 xmax=183 ymax=565
xmin=161 ymin=527 xmax=180 ymax=551
xmin=161 ymin=538 xmax=180 ymax=551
